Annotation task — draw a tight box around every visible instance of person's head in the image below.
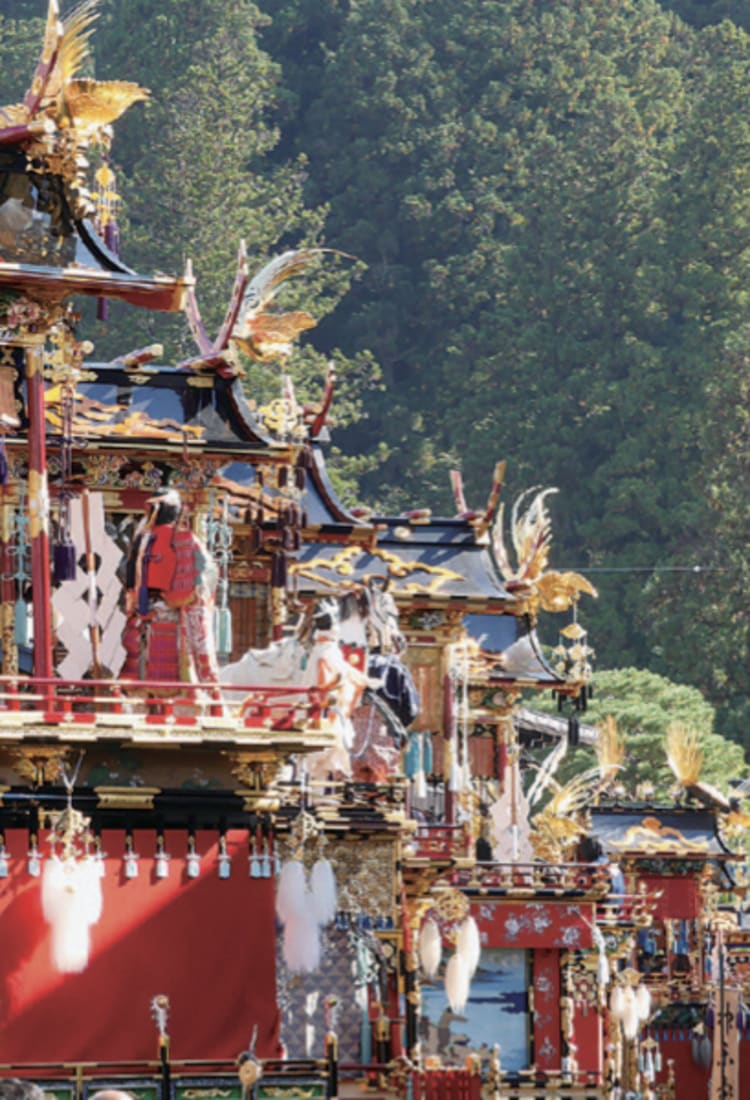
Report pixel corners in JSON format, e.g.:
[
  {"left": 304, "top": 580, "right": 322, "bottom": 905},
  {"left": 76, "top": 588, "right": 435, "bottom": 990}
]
[
  {"left": 146, "top": 488, "right": 181, "bottom": 527},
  {"left": 312, "top": 597, "right": 340, "bottom": 636},
  {"left": 0, "top": 1080, "right": 46, "bottom": 1100}
]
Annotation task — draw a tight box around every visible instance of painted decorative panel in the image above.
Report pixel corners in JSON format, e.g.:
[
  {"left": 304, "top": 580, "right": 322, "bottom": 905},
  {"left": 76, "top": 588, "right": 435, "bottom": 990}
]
[
  {"left": 420, "top": 948, "right": 529, "bottom": 1070},
  {"left": 474, "top": 901, "right": 594, "bottom": 951}
]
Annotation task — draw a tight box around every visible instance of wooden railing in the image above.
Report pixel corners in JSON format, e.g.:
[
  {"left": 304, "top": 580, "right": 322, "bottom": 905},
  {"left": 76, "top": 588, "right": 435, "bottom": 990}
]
[
  {"left": 411, "top": 1068, "right": 606, "bottom": 1100},
  {"left": 0, "top": 674, "right": 327, "bottom": 737},
  {"left": 447, "top": 861, "right": 611, "bottom": 897}
]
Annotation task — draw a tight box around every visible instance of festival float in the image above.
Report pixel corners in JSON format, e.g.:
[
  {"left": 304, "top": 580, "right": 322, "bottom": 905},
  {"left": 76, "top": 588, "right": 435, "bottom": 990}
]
[{"left": 0, "top": 5, "right": 748, "bottom": 1100}]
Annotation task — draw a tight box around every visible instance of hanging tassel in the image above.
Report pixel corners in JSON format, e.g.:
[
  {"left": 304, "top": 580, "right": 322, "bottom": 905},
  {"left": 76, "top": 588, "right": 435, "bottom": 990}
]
[
  {"left": 271, "top": 552, "right": 287, "bottom": 588},
  {"left": 42, "top": 856, "right": 103, "bottom": 973},
  {"left": 283, "top": 910, "right": 321, "bottom": 973},
  {"left": 215, "top": 605, "right": 233, "bottom": 658},
  {"left": 53, "top": 540, "right": 77, "bottom": 583},
  {"left": 413, "top": 769, "right": 427, "bottom": 801},
  {"left": 276, "top": 859, "right": 308, "bottom": 923},
  {"left": 593, "top": 927, "right": 610, "bottom": 989},
  {"left": 456, "top": 916, "right": 481, "bottom": 977},
  {"left": 418, "top": 919, "right": 442, "bottom": 979},
  {"left": 261, "top": 840, "right": 271, "bottom": 878},
  {"left": 310, "top": 857, "right": 338, "bottom": 926},
  {"left": 445, "top": 952, "right": 470, "bottom": 1013},
  {"left": 610, "top": 985, "right": 625, "bottom": 1020},
  {"left": 644, "top": 1049, "right": 655, "bottom": 1082},
  {"left": 250, "top": 838, "right": 261, "bottom": 878},
  {"left": 403, "top": 732, "right": 420, "bottom": 779},
  {"left": 422, "top": 732, "right": 433, "bottom": 775},
  {"left": 448, "top": 750, "right": 462, "bottom": 794},
  {"left": 14, "top": 597, "right": 29, "bottom": 646},
  {"left": 621, "top": 986, "right": 639, "bottom": 1040},
  {"left": 0, "top": 435, "right": 7, "bottom": 486},
  {"left": 635, "top": 983, "right": 652, "bottom": 1022}
]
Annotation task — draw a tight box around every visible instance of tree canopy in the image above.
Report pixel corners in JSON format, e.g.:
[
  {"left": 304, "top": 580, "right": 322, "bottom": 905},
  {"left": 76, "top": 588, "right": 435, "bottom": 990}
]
[{"left": 548, "top": 667, "right": 748, "bottom": 799}]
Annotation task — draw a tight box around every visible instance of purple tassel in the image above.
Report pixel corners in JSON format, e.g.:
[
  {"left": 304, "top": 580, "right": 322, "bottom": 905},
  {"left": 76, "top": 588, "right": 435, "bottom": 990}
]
[
  {"left": 104, "top": 218, "right": 120, "bottom": 258},
  {"left": 53, "top": 541, "right": 77, "bottom": 584},
  {"left": 271, "top": 553, "right": 287, "bottom": 588},
  {"left": 0, "top": 437, "right": 8, "bottom": 486}
]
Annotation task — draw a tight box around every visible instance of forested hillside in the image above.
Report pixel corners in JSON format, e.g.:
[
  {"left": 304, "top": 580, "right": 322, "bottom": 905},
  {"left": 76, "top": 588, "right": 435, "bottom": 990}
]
[{"left": 2, "top": 0, "right": 750, "bottom": 748}]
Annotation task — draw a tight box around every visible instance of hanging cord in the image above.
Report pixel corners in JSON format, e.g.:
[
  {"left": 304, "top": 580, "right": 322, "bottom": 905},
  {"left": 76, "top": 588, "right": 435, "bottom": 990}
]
[{"left": 52, "top": 751, "right": 88, "bottom": 860}]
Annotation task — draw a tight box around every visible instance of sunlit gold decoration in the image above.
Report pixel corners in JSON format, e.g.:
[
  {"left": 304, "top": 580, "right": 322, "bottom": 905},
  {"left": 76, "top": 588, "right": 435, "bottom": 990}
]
[
  {"left": 491, "top": 487, "right": 597, "bottom": 617},
  {"left": 429, "top": 886, "right": 470, "bottom": 929},
  {"left": 277, "top": 834, "right": 396, "bottom": 915},
  {"left": 92, "top": 160, "right": 119, "bottom": 230},
  {"left": 529, "top": 768, "right": 601, "bottom": 863},
  {"left": 27, "top": 467, "right": 50, "bottom": 539},
  {"left": 44, "top": 385, "right": 205, "bottom": 441},
  {"left": 257, "top": 396, "right": 305, "bottom": 440},
  {"left": 0, "top": 1, "right": 149, "bottom": 220},
  {"left": 62, "top": 78, "right": 148, "bottom": 132},
  {"left": 38, "top": 1, "right": 148, "bottom": 135},
  {"left": 230, "top": 250, "right": 323, "bottom": 363},
  {"left": 666, "top": 722, "right": 703, "bottom": 787},
  {"left": 94, "top": 787, "right": 161, "bottom": 810},
  {"left": 293, "top": 544, "right": 462, "bottom": 595},
  {"left": 595, "top": 715, "right": 625, "bottom": 785},
  {"left": 551, "top": 611, "right": 595, "bottom": 683},
  {"left": 226, "top": 751, "right": 281, "bottom": 790},
  {"left": 10, "top": 745, "right": 70, "bottom": 786},
  {"left": 609, "top": 816, "right": 709, "bottom": 854}
]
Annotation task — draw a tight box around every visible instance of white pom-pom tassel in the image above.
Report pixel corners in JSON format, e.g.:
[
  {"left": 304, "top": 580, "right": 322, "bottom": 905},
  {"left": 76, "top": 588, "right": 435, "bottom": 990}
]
[
  {"left": 310, "top": 858, "right": 337, "bottom": 926},
  {"left": 419, "top": 919, "right": 442, "bottom": 979},
  {"left": 413, "top": 770, "right": 427, "bottom": 801},
  {"left": 43, "top": 858, "right": 102, "bottom": 973},
  {"left": 276, "top": 859, "right": 307, "bottom": 924},
  {"left": 449, "top": 755, "right": 462, "bottom": 793},
  {"left": 41, "top": 854, "right": 66, "bottom": 922},
  {"left": 622, "top": 986, "right": 640, "bottom": 1040},
  {"left": 635, "top": 983, "right": 652, "bottom": 1022},
  {"left": 610, "top": 985, "right": 625, "bottom": 1020},
  {"left": 445, "top": 952, "right": 470, "bottom": 1013},
  {"left": 456, "top": 916, "right": 481, "bottom": 977},
  {"left": 598, "top": 951, "right": 610, "bottom": 989},
  {"left": 283, "top": 909, "right": 321, "bottom": 973}
]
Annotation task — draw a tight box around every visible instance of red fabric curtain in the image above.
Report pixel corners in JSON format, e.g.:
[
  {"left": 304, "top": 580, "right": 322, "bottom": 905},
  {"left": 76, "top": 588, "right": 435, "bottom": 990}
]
[{"left": 0, "top": 828, "right": 280, "bottom": 1064}]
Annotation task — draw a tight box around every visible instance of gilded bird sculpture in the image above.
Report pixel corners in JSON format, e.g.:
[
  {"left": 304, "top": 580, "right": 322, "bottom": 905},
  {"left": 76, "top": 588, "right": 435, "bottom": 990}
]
[{"left": 230, "top": 248, "right": 343, "bottom": 363}]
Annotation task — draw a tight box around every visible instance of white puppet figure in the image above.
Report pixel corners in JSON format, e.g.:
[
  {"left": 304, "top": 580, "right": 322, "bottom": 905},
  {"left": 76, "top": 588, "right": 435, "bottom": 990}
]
[{"left": 304, "top": 598, "right": 378, "bottom": 780}]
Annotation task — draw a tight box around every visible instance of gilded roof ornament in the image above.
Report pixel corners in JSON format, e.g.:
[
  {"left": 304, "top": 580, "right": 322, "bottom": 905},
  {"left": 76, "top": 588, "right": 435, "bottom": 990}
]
[
  {"left": 491, "top": 483, "right": 597, "bottom": 617},
  {"left": 0, "top": 0, "right": 149, "bottom": 220}
]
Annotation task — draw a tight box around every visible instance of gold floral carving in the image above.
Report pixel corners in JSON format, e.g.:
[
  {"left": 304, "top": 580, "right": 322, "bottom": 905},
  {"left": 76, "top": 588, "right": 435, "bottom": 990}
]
[
  {"left": 226, "top": 751, "right": 281, "bottom": 789},
  {"left": 10, "top": 746, "right": 71, "bottom": 787},
  {"left": 277, "top": 834, "right": 396, "bottom": 915},
  {"left": 257, "top": 397, "right": 306, "bottom": 439}
]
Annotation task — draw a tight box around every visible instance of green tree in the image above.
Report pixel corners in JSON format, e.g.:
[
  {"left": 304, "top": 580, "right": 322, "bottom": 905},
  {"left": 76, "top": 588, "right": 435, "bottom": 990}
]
[
  {"left": 0, "top": 12, "right": 46, "bottom": 103},
  {"left": 263, "top": 0, "right": 750, "bottom": 732},
  {"left": 550, "top": 668, "right": 748, "bottom": 798}
]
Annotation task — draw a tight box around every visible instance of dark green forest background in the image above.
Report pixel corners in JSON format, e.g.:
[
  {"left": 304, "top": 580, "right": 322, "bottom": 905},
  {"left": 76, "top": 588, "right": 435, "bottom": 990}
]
[{"left": 2, "top": 0, "right": 750, "bottom": 752}]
